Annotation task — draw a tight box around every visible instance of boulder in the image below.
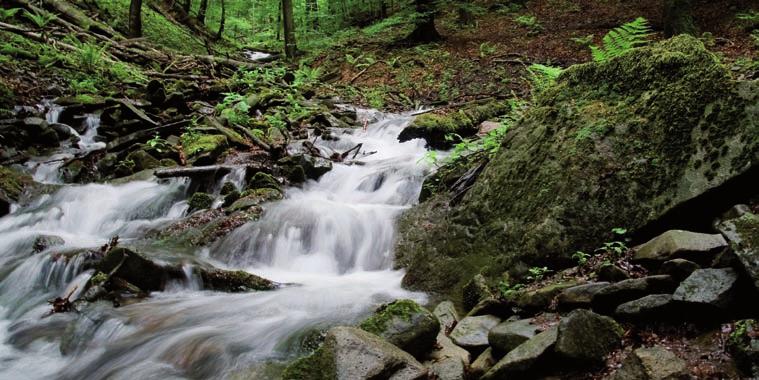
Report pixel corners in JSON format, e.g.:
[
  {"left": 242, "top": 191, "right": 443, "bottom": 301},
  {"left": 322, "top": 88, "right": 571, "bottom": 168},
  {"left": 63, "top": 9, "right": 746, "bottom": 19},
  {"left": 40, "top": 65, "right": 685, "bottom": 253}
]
[
  {"left": 611, "top": 346, "right": 689, "bottom": 380},
  {"left": 592, "top": 275, "right": 677, "bottom": 313},
  {"left": 428, "top": 357, "right": 466, "bottom": 380},
  {"left": 181, "top": 134, "right": 228, "bottom": 165},
  {"left": 555, "top": 309, "right": 623, "bottom": 364},
  {"left": 196, "top": 268, "right": 275, "bottom": 292},
  {"left": 488, "top": 318, "right": 540, "bottom": 353},
  {"left": 247, "top": 172, "right": 282, "bottom": 192},
  {"left": 32, "top": 235, "right": 65, "bottom": 253},
  {"left": 633, "top": 230, "right": 727, "bottom": 264},
  {"left": 672, "top": 268, "right": 738, "bottom": 309},
  {"left": 279, "top": 154, "right": 333, "bottom": 181},
  {"left": 511, "top": 281, "right": 580, "bottom": 311},
  {"left": 462, "top": 274, "right": 494, "bottom": 311},
  {"left": 126, "top": 150, "right": 161, "bottom": 172},
  {"left": 557, "top": 282, "right": 610, "bottom": 310},
  {"left": 716, "top": 210, "right": 759, "bottom": 292},
  {"left": 428, "top": 333, "right": 470, "bottom": 364},
  {"left": 449, "top": 315, "right": 501, "bottom": 349},
  {"left": 470, "top": 347, "right": 497, "bottom": 378},
  {"left": 481, "top": 327, "right": 558, "bottom": 380},
  {"left": 659, "top": 259, "right": 700, "bottom": 281},
  {"left": 614, "top": 294, "right": 676, "bottom": 321},
  {"left": 281, "top": 326, "right": 427, "bottom": 380},
  {"left": 96, "top": 247, "right": 184, "bottom": 292},
  {"left": 188, "top": 192, "right": 215, "bottom": 212},
  {"left": 433, "top": 300, "right": 459, "bottom": 333},
  {"left": 395, "top": 36, "right": 759, "bottom": 297},
  {"left": 597, "top": 264, "right": 630, "bottom": 282},
  {"left": 359, "top": 299, "right": 440, "bottom": 358},
  {"left": 225, "top": 188, "right": 282, "bottom": 213}
]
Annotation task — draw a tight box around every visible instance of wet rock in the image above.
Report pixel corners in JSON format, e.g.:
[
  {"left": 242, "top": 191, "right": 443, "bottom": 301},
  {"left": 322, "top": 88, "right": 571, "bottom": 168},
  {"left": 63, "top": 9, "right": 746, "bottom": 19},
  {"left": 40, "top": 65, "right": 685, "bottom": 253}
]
[
  {"left": 197, "top": 268, "right": 276, "bottom": 292},
  {"left": 96, "top": 247, "right": 184, "bottom": 292},
  {"left": 433, "top": 300, "right": 459, "bottom": 333},
  {"left": 428, "top": 333, "right": 471, "bottom": 364},
  {"left": 395, "top": 36, "right": 759, "bottom": 297},
  {"left": 477, "top": 121, "right": 502, "bottom": 137},
  {"left": 558, "top": 282, "right": 611, "bottom": 310},
  {"left": 0, "top": 166, "right": 43, "bottom": 215},
  {"left": 462, "top": 274, "right": 494, "bottom": 311},
  {"left": 481, "top": 327, "right": 558, "bottom": 380},
  {"left": 555, "top": 309, "right": 623, "bottom": 364},
  {"left": 633, "top": 230, "right": 727, "bottom": 264},
  {"left": 359, "top": 299, "right": 440, "bottom": 358},
  {"left": 188, "top": 192, "right": 214, "bottom": 212},
  {"left": 225, "top": 188, "right": 282, "bottom": 213},
  {"left": 281, "top": 326, "right": 427, "bottom": 380},
  {"left": 247, "top": 172, "right": 282, "bottom": 192},
  {"left": 182, "top": 134, "right": 228, "bottom": 165},
  {"left": 660, "top": 258, "right": 700, "bottom": 281},
  {"left": 449, "top": 314, "right": 501, "bottom": 349},
  {"left": 278, "top": 154, "right": 332, "bottom": 182},
  {"left": 470, "top": 347, "right": 497, "bottom": 378},
  {"left": 611, "top": 346, "right": 689, "bottom": 380},
  {"left": 32, "top": 235, "right": 65, "bottom": 253},
  {"left": 488, "top": 318, "right": 540, "bottom": 353},
  {"left": 727, "top": 319, "right": 759, "bottom": 377},
  {"left": 592, "top": 275, "right": 677, "bottom": 313},
  {"left": 614, "top": 294, "right": 676, "bottom": 321},
  {"left": 716, "top": 210, "right": 759, "bottom": 292},
  {"left": 672, "top": 268, "right": 738, "bottom": 309},
  {"left": 126, "top": 150, "right": 161, "bottom": 172},
  {"left": 597, "top": 264, "right": 630, "bottom": 282},
  {"left": 428, "top": 356, "right": 466, "bottom": 380}
]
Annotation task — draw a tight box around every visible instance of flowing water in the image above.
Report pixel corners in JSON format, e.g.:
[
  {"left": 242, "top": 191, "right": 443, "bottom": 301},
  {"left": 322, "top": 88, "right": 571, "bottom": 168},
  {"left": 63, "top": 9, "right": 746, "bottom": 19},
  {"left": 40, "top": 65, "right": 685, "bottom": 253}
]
[{"left": 0, "top": 107, "right": 435, "bottom": 379}]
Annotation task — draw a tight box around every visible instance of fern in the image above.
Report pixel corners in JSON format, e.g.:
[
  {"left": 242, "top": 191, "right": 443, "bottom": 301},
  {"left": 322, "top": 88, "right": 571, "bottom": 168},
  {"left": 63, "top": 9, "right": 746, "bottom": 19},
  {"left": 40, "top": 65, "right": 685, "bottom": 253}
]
[
  {"left": 590, "top": 17, "right": 652, "bottom": 62},
  {"left": 527, "top": 63, "right": 562, "bottom": 96}
]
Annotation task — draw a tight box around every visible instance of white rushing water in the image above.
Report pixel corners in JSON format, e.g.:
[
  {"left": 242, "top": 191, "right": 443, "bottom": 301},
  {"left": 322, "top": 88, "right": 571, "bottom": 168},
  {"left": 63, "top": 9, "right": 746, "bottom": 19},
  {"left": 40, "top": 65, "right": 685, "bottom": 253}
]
[{"left": 0, "top": 109, "right": 435, "bottom": 379}]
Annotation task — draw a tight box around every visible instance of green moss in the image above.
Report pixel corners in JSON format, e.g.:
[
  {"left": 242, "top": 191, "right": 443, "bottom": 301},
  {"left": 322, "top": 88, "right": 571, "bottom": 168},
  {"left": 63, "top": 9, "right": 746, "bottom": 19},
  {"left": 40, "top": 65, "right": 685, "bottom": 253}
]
[
  {"left": 181, "top": 134, "right": 228, "bottom": 158},
  {"left": 359, "top": 299, "right": 423, "bottom": 336},
  {"left": 0, "top": 167, "right": 33, "bottom": 201},
  {"left": 0, "top": 80, "right": 14, "bottom": 110},
  {"left": 281, "top": 345, "right": 336, "bottom": 380},
  {"left": 247, "top": 172, "right": 281, "bottom": 192},
  {"left": 188, "top": 192, "right": 214, "bottom": 211}
]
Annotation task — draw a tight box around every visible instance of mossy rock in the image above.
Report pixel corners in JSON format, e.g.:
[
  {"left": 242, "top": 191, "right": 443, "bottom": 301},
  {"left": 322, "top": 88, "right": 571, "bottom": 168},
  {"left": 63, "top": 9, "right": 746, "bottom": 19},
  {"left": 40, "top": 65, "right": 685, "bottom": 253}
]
[
  {"left": 181, "top": 134, "right": 228, "bottom": 165},
  {"left": 247, "top": 172, "right": 282, "bottom": 193},
  {"left": 0, "top": 80, "right": 14, "bottom": 111},
  {"left": 395, "top": 35, "right": 759, "bottom": 298},
  {"left": 188, "top": 192, "right": 214, "bottom": 212},
  {"left": 226, "top": 188, "right": 283, "bottom": 213},
  {"left": 126, "top": 150, "right": 160, "bottom": 172},
  {"left": 197, "top": 268, "right": 275, "bottom": 292},
  {"left": 398, "top": 100, "right": 512, "bottom": 149},
  {"left": 358, "top": 299, "right": 440, "bottom": 358}
]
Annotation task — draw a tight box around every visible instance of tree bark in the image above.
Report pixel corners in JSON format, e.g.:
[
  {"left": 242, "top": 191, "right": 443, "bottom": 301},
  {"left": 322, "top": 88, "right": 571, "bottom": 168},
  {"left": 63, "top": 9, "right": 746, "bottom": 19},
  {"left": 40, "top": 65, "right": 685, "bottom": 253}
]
[
  {"left": 216, "top": 0, "right": 226, "bottom": 39},
  {"left": 663, "top": 0, "right": 696, "bottom": 37},
  {"left": 282, "top": 0, "right": 297, "bottom": 59},
  {"left": 128, "top": 0, "right": 143, "bottom": 38},
  {"left": 198, "top": 0, "right": 209, "bottom": 24},
  {"left": 182, "top": 0, "right": 191, "bottom": 12},
  {"left": 406, "top": 0, "right": 441, "bottom": 42},
  {"left": 305, "top": 0, "right": 319, "bottom": 30}
]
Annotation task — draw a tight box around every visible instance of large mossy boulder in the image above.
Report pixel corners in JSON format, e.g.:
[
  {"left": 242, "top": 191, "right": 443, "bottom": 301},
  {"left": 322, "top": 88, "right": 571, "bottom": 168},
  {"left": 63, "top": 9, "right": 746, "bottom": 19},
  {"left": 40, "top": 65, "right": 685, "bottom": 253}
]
[
  {"left": 395, "top": 35, "right": 759, "bottom": 297},
  {"left": 358, "top": 299, "right": 440, "bottom": 358}
]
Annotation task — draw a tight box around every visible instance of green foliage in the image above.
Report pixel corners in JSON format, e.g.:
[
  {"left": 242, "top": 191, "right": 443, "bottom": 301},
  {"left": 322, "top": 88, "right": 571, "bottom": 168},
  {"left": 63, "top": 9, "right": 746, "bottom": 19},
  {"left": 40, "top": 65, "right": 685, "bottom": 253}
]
[
  {"left": 527, "top": 63, "right": 562, "bottom": 97},
  {"left": 217, "top": 92, "right": 250, "bottom": 125},
  {"left": 572, "top": 250, "right": 591, "bottom": 266},
  {"left": 497, "top": 281, "right": 524, "bottom": 299},
  {"left": 514, "top": 14, "right": 542, "bottom": 35},
  {"left": 0, "top": 8, "right": 21, "bottom": 21},
  {"left": 590, "top": 17, "right": 652, "bottom": 62},
  {"left": 69, "top": 78, "right": 98, "bottom": 95},
  {"left": 526, "top": 266, "right": 551, "bottom": 282},
  {"left": 479, "top": 42, "right": 497, "bottom": 57},
  {"left": 24, "top": 10, "right": 57, "bottom": 29},
  {"left": 146, "top": 134, "right": 171, "bottom": 153},
  {"left": 736, "top": 10, "right": 759, "bottom": 29},
  {"left": 293, "top": 64, "right": 323, "bottom": 89},
  {"left": 570, "top": 35, "right": 594, "bottom": 48}
]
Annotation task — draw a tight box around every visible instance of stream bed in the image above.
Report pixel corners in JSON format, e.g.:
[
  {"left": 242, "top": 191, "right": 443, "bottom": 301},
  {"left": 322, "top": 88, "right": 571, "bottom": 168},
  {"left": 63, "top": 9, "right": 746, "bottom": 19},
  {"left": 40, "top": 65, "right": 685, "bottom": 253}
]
[{"left": 0, "top": 108, "right": 433, "bottom": 379}]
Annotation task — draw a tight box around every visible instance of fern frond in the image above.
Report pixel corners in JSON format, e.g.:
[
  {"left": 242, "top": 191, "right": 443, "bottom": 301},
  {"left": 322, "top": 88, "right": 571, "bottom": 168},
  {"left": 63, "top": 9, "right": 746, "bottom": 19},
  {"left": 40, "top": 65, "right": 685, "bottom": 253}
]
[{"left": 590, "top": 17, "right": 652, "bottom": 62}]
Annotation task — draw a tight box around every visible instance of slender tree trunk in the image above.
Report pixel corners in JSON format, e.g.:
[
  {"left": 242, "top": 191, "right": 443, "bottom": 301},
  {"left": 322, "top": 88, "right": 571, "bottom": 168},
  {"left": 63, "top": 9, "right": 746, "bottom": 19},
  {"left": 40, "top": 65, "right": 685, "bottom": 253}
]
[
  {"left": 216, "top": 0, "right": 226, "bottom": 39},
  {"left": 182, "top": 0, "right": 191, "bottom": 12},
  {"left": 305, "top": 0, "right": 319, "bottom": 30},
  {"left": 276, "top": 0, "right": 282, "bottom": 40},
  {"left": 406, "top": 0, "right": 441, "bottom": 42},
  {"left": 282, "top": 0, "right": 297, "bottom": 59},
  {"left": 663, "top": 0, "right": 696, "bottom": 37},
  {"left": 128, "top": 0, "right": 143, "bottom": 38},
  {"left": 198, "top": 0, "right": 208, "bottom": 24}
]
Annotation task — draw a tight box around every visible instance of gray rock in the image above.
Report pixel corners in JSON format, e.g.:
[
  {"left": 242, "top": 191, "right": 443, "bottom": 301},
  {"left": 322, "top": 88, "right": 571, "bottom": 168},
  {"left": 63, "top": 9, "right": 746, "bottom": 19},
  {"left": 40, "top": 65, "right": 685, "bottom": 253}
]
[
  {"left": 614, "top": 294, "right": 675, "bottom": 321},
  {"left": 716, "top": 211, "right": 759, "bottom": 292},
  {"left": 359, "top": 299, "right": 440, "bottom": 358},
  {"left": 433, "top": 300, "right": 459, "bottom": 333},
  {"left": 462, "top": 274, "right": 494, "bottom": 311},
  {"left": 470, "top": 347, "right": 497, "bottom": 378},
  {"left": 672, "top": 268, "right": 738, "bottom": 309},
  {"left": 281, "top": 326, "right": 427, "bottom": 380},
  {"left": 488, "top": 318, "right": 540, "bottom": 353},
  {"left": 555, "top": 309, "right": 623, "bottom": 364},
  {"left": 611, "top": 346, "right": 688, "bottom": 380},
  {"left": 558, "top": 282, "right": 611, "bottom": 310},
  {"left": 513, "top": 281, "right": 581, "bottom": 311},
  {"left": 597, "top": 265, "right": 630, "bottom": 282},
  {"left": 449, "top": 315, "right": 501, "bottom": 349},
  {"left": 481, "top": 327, "right": 558, "bottom": 380},
  {"left": 592, "top": 275, "right": 677, "bottom": 313},
  {"left": 659, "top": 259, "right": 700, "bottom": 281},
  {"left": 32, "top": 235, "right": 65, "bottom": 253},
  {"left": 633, "top": 230, "right": 727, "bottom": 263},
  {"left": 428, "top": 356, "right": 466, "bottom": 380},
  {"left": 428, "top": 333, "right": 470, "bottom": 364}
]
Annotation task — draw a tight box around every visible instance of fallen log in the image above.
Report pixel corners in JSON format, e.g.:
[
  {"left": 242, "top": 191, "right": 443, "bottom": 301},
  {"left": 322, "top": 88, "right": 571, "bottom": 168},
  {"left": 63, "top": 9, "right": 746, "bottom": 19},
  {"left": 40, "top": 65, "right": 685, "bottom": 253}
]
[{"left": 154, "top": 165, "right": 234, "bottom": 178}]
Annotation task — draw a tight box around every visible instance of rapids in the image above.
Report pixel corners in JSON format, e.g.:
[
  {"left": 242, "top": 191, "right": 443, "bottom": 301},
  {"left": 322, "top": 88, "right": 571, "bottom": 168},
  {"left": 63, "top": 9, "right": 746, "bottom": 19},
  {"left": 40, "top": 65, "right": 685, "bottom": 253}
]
[{"left": 0, "top": 107, "right": 435, "bottom": 379}]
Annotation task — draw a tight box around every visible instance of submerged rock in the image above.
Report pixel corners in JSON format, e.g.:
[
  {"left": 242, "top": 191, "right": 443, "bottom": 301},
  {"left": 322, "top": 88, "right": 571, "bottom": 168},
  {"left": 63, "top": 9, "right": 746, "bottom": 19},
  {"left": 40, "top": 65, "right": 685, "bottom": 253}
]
[
  {"left": 395, "top": 35, "right": 759, "bottom": 297},
  {"left": 32, "top": 235, "right": 65, "bottom": 253},
  {"left": 359, "top": 299, "right": 440, "bottom": 358}
]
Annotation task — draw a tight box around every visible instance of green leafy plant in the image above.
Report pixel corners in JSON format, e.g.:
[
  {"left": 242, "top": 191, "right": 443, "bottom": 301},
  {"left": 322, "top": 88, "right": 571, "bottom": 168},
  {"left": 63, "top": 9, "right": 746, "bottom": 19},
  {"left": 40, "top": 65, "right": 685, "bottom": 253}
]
[
  {"left": 526, "top": 266, "right": 551, "bottom": 282},
  {"left": 570, "top": 34, "right": 594, "bottom": 48},
  {"left": 527, "top": 63, "right": 562, "bottom": 97},
  {"left": 217, "top": 92, "right": 250, "bottom": 125},
  {"left": 572, "top": 250, "right": 591, "bottom": 266},
  {"left": 146, "top": 133, "right": 171, "bottom": 153},
  {"left": 736, "top": 10, "right": 759, "bottom": 29},
  {"left": 24, "top": 10, "right": 57, "bottom": 29},
  {"left": 69, "top": 78, "right": 98, "bottom": 95},
  {"left": 497, "top": 281, "right": 524, "bottom": 299},
  {"left": 0, "top": 8, "right": 21, "bottom": 21},
  {"left": 75, "top": 42, "right": 108, "bottom": 72},
  {"left": 514, "top": 14, "right": 542, "bottom": 34},
  {"left": 590, "top": 17, "right": 652, "bottom": 62},
  {"left": 479, "top": 42, "right": 497, "bottom": 57},
  {"left": 293, "top": 64, "right": 323, "bottom": 89}
]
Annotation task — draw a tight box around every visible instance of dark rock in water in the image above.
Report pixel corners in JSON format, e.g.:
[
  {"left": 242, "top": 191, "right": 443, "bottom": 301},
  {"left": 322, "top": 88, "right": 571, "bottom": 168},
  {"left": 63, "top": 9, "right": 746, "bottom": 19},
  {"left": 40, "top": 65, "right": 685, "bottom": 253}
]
[
  {"left": 672, "top": 268, "right": 738, "bottom": 309},
  {"left": 197, "top": 268, "right": 275, "bottom": 292},
  {"left": 633, "top": 230, "right": 727, "bottom": 264},
  {"left": 614, "top": 294, "right": 676, "bottom": 321},
  {"left": 660, "top": 258, "right": 700, "bottom": 281},
  {"left": 450, "top": 314, "right": 501, "bottom": 349},
  {"left": 554, "top": 309, "right": 623, "bottom": 364},
  {"left": 247, "top": 172, "right": 282, "bottom": 192},
  {"left": 281, "top": 326, "right": 427, "bottom": 380},
  {"left": 488, "top": 318, "right": 541, "bottom": 354},
  {"left": 126, "top": 150, "right": 161, "bottom": 172},
  {"left": 96, "top": 247, "right": 184, "bottom": 292},
  {"left": 462, "top": 274, "right": 494, "bottom": 311},
  {"left": 592, "top": 275, "right": 677, "bottom": 313},
  {"left": 0, "top": 166, "right": 44, "bottom": 214},
  {"left": 597, "top": 265, "right": 630, "bottom": 282},
  {"left": 225, "top": 188, "right": 282, "bottom": 213},
  {"left": 359, "top": 299, "right": 440, "bottom": 358},
  {"left": 481, "top": 327, "right": 557, "bottom": 380},
  {"left": 0, "top": 196, "right": 9, "bottom": 217},
  {"left": 32, "top": 235, "right": 65, "bottom": 253},
  {"left": 716, "top": 209, "right": 759, "bottom": 292},
  {"left": 727, "top": 319, "right": 759, "bottom": 378},
  {"left": 395, "top": 36, "right": 759, "bottom": 298},
  {"left": 611, "top": 346, "right": 689, "bottom": 380},
  {"left": 557, "top": 282, "right": 610, "bottom": 310},
  {"left": 188, "top": 192, "right": 214, "bottom": 212}
]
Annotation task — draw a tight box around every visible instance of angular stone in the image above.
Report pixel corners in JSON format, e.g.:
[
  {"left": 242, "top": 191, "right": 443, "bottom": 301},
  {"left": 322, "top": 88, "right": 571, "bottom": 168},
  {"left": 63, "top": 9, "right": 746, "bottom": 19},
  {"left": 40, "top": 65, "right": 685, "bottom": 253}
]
[
  {"left": 359, "top": 299, "right": 440, "bottom": 358},
  {"left": 659, "top": 259, "right": 700, "bottom": 281},
  {"left": 470, "top": 347, "right": 497, "bottom": 378},
  {"left": 428, "top": 333, "right": 470, "bottom": 364},
  {"left": 597, "top": 265, "right": 630, "bottom": 282},
  {"left": 716, "top": 211, "right": 759, "bottom": 292},
  {"left": 488, "top": 318, "right": 540, "bottom": 353},
  {"left": 429, "top": 356, "right": 466, "bottom": 380},
  {"left": 555, "top": 309, "right": 623, "bottom": 364},
  {"left": 433, "top": 300, "right": 459, "bottom": 333},
  {"left": 672, "top": 268, "right": 738, "bottom": 309},
  {"left": 558, "top": 282, "right": 611, "bottom": 310},
  {"left": 611, "top": 346, "right": 688, "bottom": 380},
  {"left": 449, "top": 315, "right": 501, "bottom": 349},
  {"left": 633, "top": 230, "right": 727, "bottom": 263},
  {"left": 481, "top": 327, "right": 558, "bottom": 380},
  {"left": 614, "top": 294, "right": 675, "bottom": 321},
  {"left": 592, "top": 275, "right": 677, "bottom": 313},
  {"left": 462, "top": 274, "right": 494, "bottom": 311},
  {"left": 513, "top": 281, "right": 580, "bottom": 311},
  {"left": 281, "top": 326, "right": 427, "bottom": 380}
]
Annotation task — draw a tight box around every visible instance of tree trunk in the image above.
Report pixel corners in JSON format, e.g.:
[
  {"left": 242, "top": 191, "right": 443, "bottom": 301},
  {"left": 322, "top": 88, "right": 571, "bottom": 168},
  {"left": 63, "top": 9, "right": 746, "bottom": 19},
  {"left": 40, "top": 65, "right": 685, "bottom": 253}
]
[
  {"left": 128, "top": 0, "right": 143, "bottom": 38},
  {"left": 198, "top": 0, "right": 209, "bottom": 24},
  {"left": 216, "top": 0, "right": 226, "bottom": 39},
  {"left": 305, "top": 0, "right": 319, "bottom": 30},
  {"left": 663, "top": 0, "right": 696, "bottom": 37},
  {"left": 282, "top": 0, "right": 297, "bottom": 59},
  {"left": 276, "top": 0, "right": 282, "bottom": 40},
  {"left": 182, "top": 0, "right": 191, "bottom": 12},
  {"left": 406, "top": 0, "right": 441, "bottom": 42}
]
